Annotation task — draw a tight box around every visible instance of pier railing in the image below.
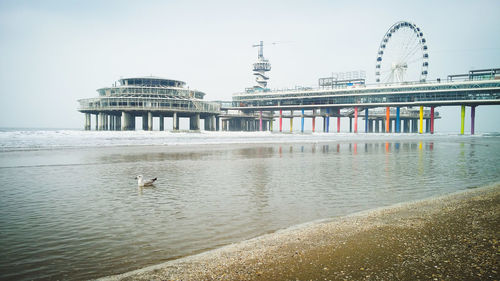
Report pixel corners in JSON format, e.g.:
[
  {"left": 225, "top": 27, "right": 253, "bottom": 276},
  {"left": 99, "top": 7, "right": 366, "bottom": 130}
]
[{"left": 78, "top": 97, "right": 220, "bottom": 114}]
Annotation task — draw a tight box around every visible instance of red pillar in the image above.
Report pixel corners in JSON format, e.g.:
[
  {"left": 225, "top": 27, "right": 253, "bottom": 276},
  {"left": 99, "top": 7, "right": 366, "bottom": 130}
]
[
  {"left": 279, "top": 109, "right": 282, "bottom": 132},
  {"left": 337, "top": 108, "right": 341, "bottom": 133},
  {"left": 386, "top": 107, "right": 390, "bottom": 133},
  {"left": 354, "top": 107, "right": 358, "bottom": 133},
  {"left": 430, "top": 107, "right": 435, "bottom": 134},
  {"left": 312, "top": 116, "right": 316, "bottom": 132}
]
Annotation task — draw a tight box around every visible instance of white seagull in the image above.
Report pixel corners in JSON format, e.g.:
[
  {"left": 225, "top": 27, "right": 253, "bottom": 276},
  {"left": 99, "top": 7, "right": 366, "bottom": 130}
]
[{"left": 136, "top": 175, "right": 157, "bottom": 187}]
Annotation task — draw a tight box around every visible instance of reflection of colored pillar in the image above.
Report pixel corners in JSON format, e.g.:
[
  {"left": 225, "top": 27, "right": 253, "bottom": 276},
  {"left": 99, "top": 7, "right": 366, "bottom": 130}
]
[
  {"left": 279, "top": 109, "right": 283, "bottom": 132},
  {"left": 471, "top": 106, "right": 476, "bottom": 135},
  {"left": 430, "top": 107, "right": 435, "bottom": 134},
  {"left": 419, "top": 106, "right": 424, "bottom": 134},
  {"left": 326, "top": 108, "right": 330, "bottom": 133},
  {"left": 337, "top": 108, "right": 341, "bottom": 133},
  {"left": 354, "top": 107, "right": 358, "bottom": 133},
  {"left": 259, "top": 111, "right": 262, "bottom": 131},
  {"left": 386, "top": 107, "right": 390, "bottom": 133},
  {"left": 301, "top": 109, "right": 305, "bottom": 133},
  {"left": 290, "top": 111, "right": 293, "bottom": 132},
  {"left": 365, "top": 108, "right": 369, "bottom": 133},
  {"left": 396, "top": 107, "right": 401, "bottom": 133},
  {"left": 460, "top": 105, "right": 465, "bottom": 135}
]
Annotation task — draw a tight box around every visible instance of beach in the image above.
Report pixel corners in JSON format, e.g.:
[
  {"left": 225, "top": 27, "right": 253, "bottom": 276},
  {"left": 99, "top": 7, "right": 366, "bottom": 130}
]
[{"left": 100, "top": 183, "right": 499, "bottom": 281}]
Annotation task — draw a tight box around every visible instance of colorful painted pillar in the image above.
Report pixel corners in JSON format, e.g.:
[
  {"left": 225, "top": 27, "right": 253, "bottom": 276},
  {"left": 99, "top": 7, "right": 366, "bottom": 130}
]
[
  {"left": 270, "top": 116, "right": 273, "bottom": 131},
  {"left": 301, "top": 109, "right": 305, "bottom": 133},
  {"left": 471, "top": 106, "right": 476, "bottom": 135},
  {"left": 430, "top": 107, "right": 435, "bottom": 134},
  {"left": 337, "top": 108, "right": 341, "bottom": 133},
  {"left": 419, "top": 106, "right": 424, "bottom": 134},
  {"left": 460, "top": 105, "right": 465, "bottom": 135},
  {"left": 365, "top": 108, "right": 369, "bottom": 133},
  {"left": 259, "top": 111, "right": 263, "bottom": 131},
  {"left": 386, "top": 107, "right": 390, "bottom": 133},
  {"left": 312, "top": 110, "right": 316, "bottom": 132},
  {"left": 279, "top": 109, "right": 283, "bottom": 132},
  {"left": 290, "top": 110, "right": 293, "bottom": 133},
  {"left": 396, "top": 107, "right": 401, "bottom": 133},
  {"left": 354, "top": 107, "right": 358, "bottom": 133},
  {"left": 326, "top": 108, "right": 330, "bottom": 133}
]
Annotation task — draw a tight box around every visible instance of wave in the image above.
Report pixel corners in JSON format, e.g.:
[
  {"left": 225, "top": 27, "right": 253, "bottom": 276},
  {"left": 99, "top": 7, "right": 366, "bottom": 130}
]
[{"left": 0, "top": 129, "right": 498, "bottom": 151}]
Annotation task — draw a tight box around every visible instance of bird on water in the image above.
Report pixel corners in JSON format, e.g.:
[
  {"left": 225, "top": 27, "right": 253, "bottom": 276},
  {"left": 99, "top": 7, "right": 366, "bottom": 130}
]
[{"left": 136, "top": 175, "right": 157, "bottom": 187}]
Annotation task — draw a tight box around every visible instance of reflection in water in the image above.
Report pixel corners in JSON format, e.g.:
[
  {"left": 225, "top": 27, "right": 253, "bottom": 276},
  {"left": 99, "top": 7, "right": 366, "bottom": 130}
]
[{"left": 1, "top": 138, "right": 500, "bottom": 281}]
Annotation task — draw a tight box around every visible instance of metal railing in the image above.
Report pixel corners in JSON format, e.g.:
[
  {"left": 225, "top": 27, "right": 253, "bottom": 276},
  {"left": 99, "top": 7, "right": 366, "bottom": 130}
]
[{"left": 78, "top": 97, "right": 220, "bottom": 114}]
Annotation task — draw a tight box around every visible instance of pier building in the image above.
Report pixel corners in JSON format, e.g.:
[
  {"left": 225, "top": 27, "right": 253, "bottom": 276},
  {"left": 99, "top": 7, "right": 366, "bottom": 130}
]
[{"left": 78, "top": 77, "right": 220, "bottom": 131}]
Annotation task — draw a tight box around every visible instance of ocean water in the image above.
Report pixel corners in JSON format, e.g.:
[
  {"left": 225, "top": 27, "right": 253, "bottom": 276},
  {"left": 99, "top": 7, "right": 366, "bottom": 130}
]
[{"left": 0, "top": 130, "right": 499, "bottom": 280}]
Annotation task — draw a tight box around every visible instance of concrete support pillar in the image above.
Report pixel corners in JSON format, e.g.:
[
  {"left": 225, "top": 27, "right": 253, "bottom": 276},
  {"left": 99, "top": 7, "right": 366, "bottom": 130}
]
[
  {"left": 95, "top": 114, "right": 99, "bottom": 130},
  {"left": 323, "top": 116, "right": 327, "bottom": 132},
  {"left": 349, "top": 117, "right": 352, "bottom": 133},
  {"left": 404, "top": 119, "right": 410, "bottom": 133},
  {"left": 375, "top": 119, "right": 380, "bottom": 133},
  {"left": 147, "top": 112, "right": 153, "bottom": 131},
  {"left": 369, "top": 119, "right": 374, "bottom": 133},
  {"left": 216, "top": 117, "right": 220, "bottom": 131},
  {"left": 337, "top": 109, "right": 341, "bottom": 133},
  {"left": 84, "top": 113, "right": 91, "bottom": 130},
  {"left": 425, "top": 119, "right": 430, "bottom": 133},
  {"left": 471, "top": 106, "right": 476, "bottom": 135},
  {"left": 190, "top": 114, "right": 200, "bottom": 131},
  {"left": 259, "top": 111, "right": 263, "bottom": 131},
  {"left": 382, "top": 118, "right": 386, "bottom": 132},
  {"left": 279, "top": 109, "right": 283, "bottom": 132},
  {"left": 173, "top": 112, "right": 179, "bottom": 131},
  {"left": 98, "top": 113, "right": 104, "bottom": 131},
  {"left": 142, "top": 114, "right": 148, "bottom": 130},
  {"left": 159, "top": 116, "right": 164, "bottom": 131},
  {"left": 389, "top": 119, "right": 392, "bottom": 133},
  {"left": 211, "top": 115, "right": 216, "bottom": 131},
  {"left": 365, "top": 109, "right": 369, "bottom": 133},
  {"left": 108, "top": 115, "right": 113, "bottom": 131},
  {"left": 121, "top": 112, "right": 134, "bottom": 131},
  {"left": 115, "top": 115, "right": 121, "bottom": 130}
]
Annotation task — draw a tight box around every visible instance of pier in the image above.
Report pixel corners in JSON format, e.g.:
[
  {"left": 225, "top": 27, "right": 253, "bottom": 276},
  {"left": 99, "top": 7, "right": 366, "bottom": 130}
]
[{"left": 78, "top": 77, "right": 220, "bottom": 131}]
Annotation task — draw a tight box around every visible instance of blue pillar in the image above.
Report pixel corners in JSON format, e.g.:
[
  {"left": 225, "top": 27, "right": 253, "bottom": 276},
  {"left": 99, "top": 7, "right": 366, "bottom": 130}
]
[
  {"left": 396, "top": 107, "right": 401, "bottom": 133},
  {"left": 326, "top": 108, "right": 330, "bottom": 133},
  {"left": 301, "top": 109, "right": 305, "bottom": 133},
  {"left": 365, "top": 108, "right": 369, "bottom": 133}
]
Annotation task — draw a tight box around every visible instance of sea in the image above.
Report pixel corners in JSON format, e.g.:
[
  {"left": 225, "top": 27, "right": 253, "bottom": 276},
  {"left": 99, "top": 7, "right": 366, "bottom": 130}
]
[{"left": 0, "top": 129, "right": 499, "bottom": 280}]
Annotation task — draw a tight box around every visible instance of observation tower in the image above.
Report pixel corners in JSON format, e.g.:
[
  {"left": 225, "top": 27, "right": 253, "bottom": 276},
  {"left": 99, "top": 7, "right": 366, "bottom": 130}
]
[
  {"left": 77, "top": 76, "right": 220, "bottom": 131},
  {"left": 252, "top": 41, "right": 271, "bottom": 91}
]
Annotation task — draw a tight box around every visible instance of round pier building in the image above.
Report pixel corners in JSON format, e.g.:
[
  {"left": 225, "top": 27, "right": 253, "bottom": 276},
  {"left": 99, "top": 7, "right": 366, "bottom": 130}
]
[{"left": 78, "top": 77, "right": 220, "bottom": 131}]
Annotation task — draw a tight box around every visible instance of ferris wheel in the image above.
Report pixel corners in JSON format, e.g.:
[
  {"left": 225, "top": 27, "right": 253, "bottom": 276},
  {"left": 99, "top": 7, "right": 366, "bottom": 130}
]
[{"left": 375, "top": 21, "right": 429, "bottom": 83}]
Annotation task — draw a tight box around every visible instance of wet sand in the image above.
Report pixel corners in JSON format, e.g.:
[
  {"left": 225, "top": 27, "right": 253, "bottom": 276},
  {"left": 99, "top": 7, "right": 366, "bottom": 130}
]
[{"left": 99, "top": 184, "right": 499, "bottom": 281}]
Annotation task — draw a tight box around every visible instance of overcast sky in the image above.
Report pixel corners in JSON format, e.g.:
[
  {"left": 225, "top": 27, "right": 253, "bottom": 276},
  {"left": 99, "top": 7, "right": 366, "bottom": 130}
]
[{"left": 0, "top": 0, "right": 499, "bottom": 132}]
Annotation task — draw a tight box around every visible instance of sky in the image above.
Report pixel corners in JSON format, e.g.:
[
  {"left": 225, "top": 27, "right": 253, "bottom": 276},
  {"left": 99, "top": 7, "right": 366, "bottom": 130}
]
[{"left": 0, "top": 0, "right": 499, "bottom": 132}]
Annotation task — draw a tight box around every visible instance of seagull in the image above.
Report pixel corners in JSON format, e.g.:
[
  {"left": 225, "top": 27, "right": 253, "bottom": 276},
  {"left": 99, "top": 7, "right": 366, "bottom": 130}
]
[{"left": 136, "top": 175, "right": 157, "bottom": 187}]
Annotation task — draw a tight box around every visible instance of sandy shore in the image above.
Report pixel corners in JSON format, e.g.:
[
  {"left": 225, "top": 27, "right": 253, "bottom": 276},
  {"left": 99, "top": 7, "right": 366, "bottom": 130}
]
[{"left": 99, "top": 184, "right": 499, "bottom": 281}]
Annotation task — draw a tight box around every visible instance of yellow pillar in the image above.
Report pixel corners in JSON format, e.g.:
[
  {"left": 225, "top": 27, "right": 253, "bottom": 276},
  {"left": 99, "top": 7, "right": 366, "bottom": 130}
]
[
  {"left": 419, "top": 106, "right": 424, "bottom": 134},
  {"left": 460, "top": 105, "right": 465, "bottom": 135},
  {"left": 290, "top": 117, "right": 293, "bottom": 132}
]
